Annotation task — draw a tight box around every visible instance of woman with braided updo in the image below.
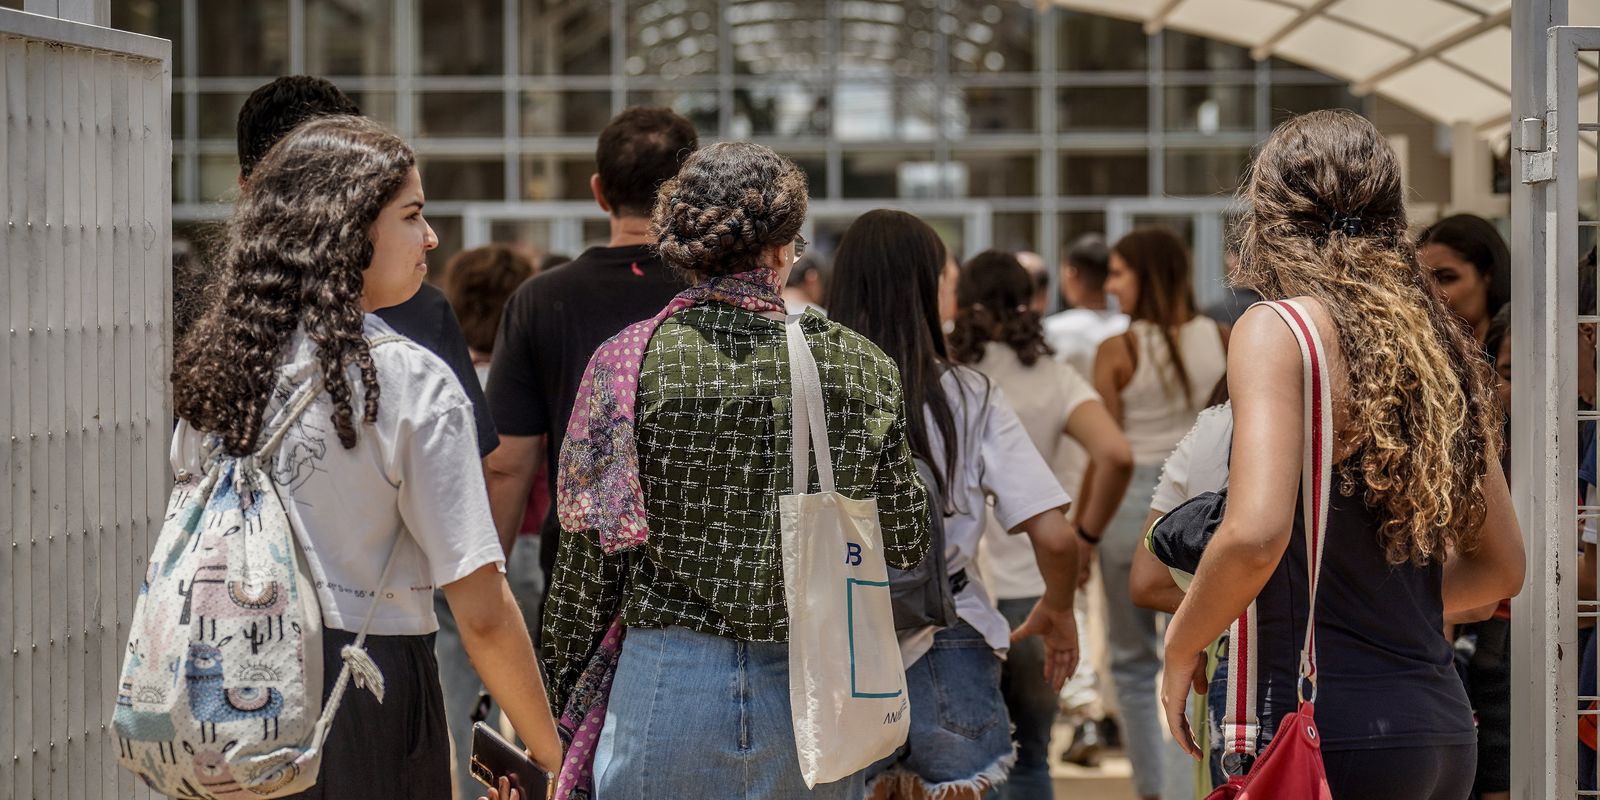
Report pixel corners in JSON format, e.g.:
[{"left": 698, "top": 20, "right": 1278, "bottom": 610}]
[
  {"left": 542, "top": 142, "right": 930, "bottom": 799},
  {"left": 1158, "top": 110, "right": 1524, "bottom": 798},
  {"left": 171, "top": 116, "right": 559, "bottom": 798}
]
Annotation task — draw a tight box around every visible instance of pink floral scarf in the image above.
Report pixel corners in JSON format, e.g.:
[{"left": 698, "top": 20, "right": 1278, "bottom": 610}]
[{"left": 553, "top": 268, "right": 787, "bottom": 798}]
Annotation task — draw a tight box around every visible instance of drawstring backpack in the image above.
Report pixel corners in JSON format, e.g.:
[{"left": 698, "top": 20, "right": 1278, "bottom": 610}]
[{"left": 114, "top": 336, "right": 406, "bottom": 798}]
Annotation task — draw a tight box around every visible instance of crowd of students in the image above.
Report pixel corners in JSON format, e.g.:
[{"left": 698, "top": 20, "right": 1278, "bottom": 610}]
[{"left": 158, "top": 72, "right": 1533, "bottom": 800}]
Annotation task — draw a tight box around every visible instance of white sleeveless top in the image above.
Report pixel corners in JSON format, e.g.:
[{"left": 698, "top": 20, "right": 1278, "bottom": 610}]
[{"left": 1119, "top": 316, "right": 1227, "bottom": 465}]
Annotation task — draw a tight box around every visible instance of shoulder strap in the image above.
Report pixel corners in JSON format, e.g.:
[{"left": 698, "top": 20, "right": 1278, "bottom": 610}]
[{"left": 1217, "top": 300, "right": 1334, "bottom": 770}]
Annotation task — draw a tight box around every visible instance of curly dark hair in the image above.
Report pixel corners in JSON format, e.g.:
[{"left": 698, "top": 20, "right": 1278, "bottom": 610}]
[
  {"left": 175, "top": 115, "right": 416, "bottom": 456},
  {"left": 949, "top": 250, "right": 1053, "bottom": 367},
  {"left": 443, "top": 244, "right": 537, "bottom": 354},
  {"left": 651, "top": 142, "right": 808, "bottom": 282}
]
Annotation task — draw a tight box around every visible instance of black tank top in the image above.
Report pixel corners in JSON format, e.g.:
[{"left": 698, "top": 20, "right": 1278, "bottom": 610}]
[{"left": 1252, "top": 487, "right": 1475, "bottom": 752}]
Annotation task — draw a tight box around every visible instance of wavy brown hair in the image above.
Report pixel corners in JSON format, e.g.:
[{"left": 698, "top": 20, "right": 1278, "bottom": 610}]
[
  {"left": 1236, "top": 109, "right": 1500, "bottom": 566},
  {"left": 1113, "top": 227, "right": 1201, "bottom": 406},
  {"left": 175, "top": 115, "right": 416, "bottom": 456},
  {"left": 651, "top": 142, "right": 807, "bottom": 282},
  {"left": 949, "top": 250, "right": 1053, "bottom": 367}
]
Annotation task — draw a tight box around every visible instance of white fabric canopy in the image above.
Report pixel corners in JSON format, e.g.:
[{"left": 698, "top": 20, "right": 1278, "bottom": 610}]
[{"left": 1051, "top": 0, "right": 1600, "bottom": 139}]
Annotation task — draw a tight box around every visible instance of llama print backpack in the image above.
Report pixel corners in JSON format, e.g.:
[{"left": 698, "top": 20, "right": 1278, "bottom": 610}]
[{"left": 114, "top": 345, "right": 403, "bottom": 798}]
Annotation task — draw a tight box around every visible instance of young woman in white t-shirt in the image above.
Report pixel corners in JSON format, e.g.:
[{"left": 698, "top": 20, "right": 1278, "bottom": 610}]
[
  {"left": 1090, "top": 226, "right": 1227, "bottom": 800},
  {"left": 171, "top": 116, "right": 560, "bottom": 798},
  {"left": 828, "top": 211, "right": 1083, "bottom": 800},
  {"left": 949, "top": 250, "right": 1133, "bottom": 800}
]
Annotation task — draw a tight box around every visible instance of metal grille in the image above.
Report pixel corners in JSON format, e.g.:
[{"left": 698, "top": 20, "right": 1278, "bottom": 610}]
[{"left": 0, "top": 9, "right": 169, "bottom": 800}]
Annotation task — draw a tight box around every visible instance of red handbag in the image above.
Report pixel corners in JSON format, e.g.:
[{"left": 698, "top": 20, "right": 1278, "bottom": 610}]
[{"left": 1204, "top": 300, "right": 1334, "bottom": 800}]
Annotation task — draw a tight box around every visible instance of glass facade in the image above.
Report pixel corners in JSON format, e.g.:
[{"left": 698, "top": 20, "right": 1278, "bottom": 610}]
[{"left": 115, "top": 0, "right": 1367, "bottom": 291}]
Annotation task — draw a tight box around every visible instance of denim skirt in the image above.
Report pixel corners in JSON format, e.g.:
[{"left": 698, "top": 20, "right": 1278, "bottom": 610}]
[{"left": 594, "top": 625, "right": 866, "bottom": 800}]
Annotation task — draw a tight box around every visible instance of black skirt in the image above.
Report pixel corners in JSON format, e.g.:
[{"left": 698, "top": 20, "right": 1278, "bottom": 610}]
[{"left": 282, "top": 629, "right": 451, "bottom": 800}]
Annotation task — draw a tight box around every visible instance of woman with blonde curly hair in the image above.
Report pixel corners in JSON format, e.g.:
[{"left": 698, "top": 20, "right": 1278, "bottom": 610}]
[
  {"left": 541, "top": 142, "right": 930, "bottom": 799},
  {"left": 1156, "top": 109, "right": 1524, "bottom": 798}
]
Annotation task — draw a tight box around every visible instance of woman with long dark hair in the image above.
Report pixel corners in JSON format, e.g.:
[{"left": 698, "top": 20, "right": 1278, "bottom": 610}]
[
  {"left": 541, "top": 143, "right": 930, "bottom": 799},
  {"left": 1159, "top": 109, "right": 1524, "bottom": 798},
  {"left": 1090, "top": 226, "right": 1227, "bottom": 800},
  {"left": 828, "top": 212, "right": 1082, "bottom": 800},
  {"left": 950, "top": 250, "right": 1133, "bottom": 800},
  {"left": 171, "top": 116, "right": 560, "bottom": 798}
]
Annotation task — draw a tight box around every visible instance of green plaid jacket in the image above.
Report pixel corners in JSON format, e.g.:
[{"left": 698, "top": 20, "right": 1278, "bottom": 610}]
[{"left": 541, "top": 305, "right": 931, "bottom": 715}]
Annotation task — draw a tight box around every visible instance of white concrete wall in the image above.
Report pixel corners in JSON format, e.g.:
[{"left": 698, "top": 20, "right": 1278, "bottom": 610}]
[{"left": 0, "top": 8, "right": 169, "bottom": 800}]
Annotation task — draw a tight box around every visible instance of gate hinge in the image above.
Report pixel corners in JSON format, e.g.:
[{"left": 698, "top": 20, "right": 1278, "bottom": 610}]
[{"left": 1521, "top": 115, "right": 1554, "bottom": 185}]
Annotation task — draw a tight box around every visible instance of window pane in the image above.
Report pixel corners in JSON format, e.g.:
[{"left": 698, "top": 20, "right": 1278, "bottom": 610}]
[
  {"left": 1062, "top": 151, "right": 1148, "bottom": 196},
  {"left": 197, "top": 1, "right": 289, "bottom": 77},
  {"left": 835, "top": 82, "right": 940, "bottom": 141},
  {"left": 952, "top": 152, "right": 1037, "bottom": 197},
  {"left": 626, "top": 0, "right": 719, "bottom": 77},
  {"left": 623, "top": 90, "right": 718, "bottom": 137},
  {"left": 1268, "top": 84, "right": 1361, "bottom": 125},
  {"left": 521, "top": 155, "right": 598, "bottom": 201},
  {"left": 197, "top": 93, "right": 250, "bottom": 140},
  {"left": 1163, "top": 30, "right": 1250, "bottom": 72},
  {"left": 419, "top": 0, "right": 503, "bottom": 75},
  {"left": 992, "top": 212, "right": 1040, "bottom": 254},
  {"left": 949, "top": 87, "right": 1037, "bottom": 136},
  {"left": 523, "top": 91, "right": 615, "bottom": 137},
  {"left": 947, "top": 2, "right": 1037, "bottom": 74},
  {"left": 1058, "top": 12, "right": 1145, "bottom": 72},
  {"left": 113, "top": 0, "right": 184, "bottom": 74},
  {"left": 426, "top": 216, "right": 463, "bottom": 279},
  {"left": 305, "top": 0, "right": 393, "bottom": 75},
  {"left": 1164, "top": 85, "right": 1255, "bottom": 133},
  {"left": 730, "top": 1, "right": 827, "bottom": 77},
  {"left": 1165, "top": 148, "right": 1253, "bottom": 196},
  {"left": 521, "top": 0, "right": 613, "bottom": 75},
  {"left": 418, "top": 92, "right": 505, "bottom": 138},
  {"left": 732, "top": 85, "right": 830, "bottom": 138},
  {"left": 420, "top": 157, "right": 505, "bottom": 201},
  {"left": 1058, "top": 86, "right": 1148, "bottom": 131},
  {"left": 842, "top": 150, "right": 937, "bottom": 199},
  {"left": 836, "top": 0, "right": 938, "bottom": 77},
  {"left": 199, "top": 154, "right": 243, "bottom": 203}
]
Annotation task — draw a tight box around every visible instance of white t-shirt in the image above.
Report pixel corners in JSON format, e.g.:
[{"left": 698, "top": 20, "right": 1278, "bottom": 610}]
[
  {"left": 902, "top": 366, "right": 1073, "bottom": 663},
  {"left": 170, "top": 315, "right": 505, "bottom": 636},
  {"left": 1150, "top": 402, "right": 1234, "bottom": 515},
  {"left": 1044, "top": 307, "right": 1129, "bottom": 380},
  {"left": 971, "top": 343, "right": 1100, "bottom": 600}
]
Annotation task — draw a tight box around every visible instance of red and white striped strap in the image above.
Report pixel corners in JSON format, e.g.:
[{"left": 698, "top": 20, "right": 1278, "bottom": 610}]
[{"left": 1219, "top": 299, "right": 1334, "bottom": 764}]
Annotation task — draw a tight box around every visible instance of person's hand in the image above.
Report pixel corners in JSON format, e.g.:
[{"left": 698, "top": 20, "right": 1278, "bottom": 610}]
[
  {"left": 1009, "top": 597, "right": 1080, "bottom": 691},
  {"left": 477, "top": 776, "right": 519, "bottom": 800},
  {"left": 1160, "top": 646, "right": 1208, "bottom": 760}
]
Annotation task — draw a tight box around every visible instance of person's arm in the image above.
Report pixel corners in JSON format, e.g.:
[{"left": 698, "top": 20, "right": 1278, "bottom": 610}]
[
  {"left": 484, "top": 434, "right": 545, "bottom": 556},
  {"left": 1439, "top": 455, "right": 1524, "bottom": 613},
  {"left": 443, "top": 565, "right": 562, "bottom": 773},
  {"left": 1131, "top": 509, "right": 1185, "bottom": 613},
  {"left": 1009, "top": 507, "right": 1082, "bottom": 692},
  {"left": 1159, "top": 306, "right": 1305, "bottom": 757},
  {"left": 1064, "top": 399, "right": 1133, "bottom": 541}
]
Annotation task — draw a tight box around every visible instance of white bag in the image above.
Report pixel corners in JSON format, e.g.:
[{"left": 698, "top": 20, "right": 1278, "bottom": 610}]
[{"left": 779, "top": 315, "right": 911, "bottom": 788}]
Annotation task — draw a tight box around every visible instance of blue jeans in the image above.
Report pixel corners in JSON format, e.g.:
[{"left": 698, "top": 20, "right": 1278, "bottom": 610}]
[
  {"left": 996, "top": 598, "right": 1057, "bottom": 800},
  {"left": 434, "top": 539, "right": 545, "bottom": 800},
  {"left": 596, "top": 626, "right": 864, "bottom": 800},
  {"left": 865, "top": 622, "right": 1015, "bottom": 797}
]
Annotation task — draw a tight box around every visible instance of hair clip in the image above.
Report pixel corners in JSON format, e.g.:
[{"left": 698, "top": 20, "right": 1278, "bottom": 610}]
[{"left": 1330, "top": 212, "right": 1363, "bottom": 236}]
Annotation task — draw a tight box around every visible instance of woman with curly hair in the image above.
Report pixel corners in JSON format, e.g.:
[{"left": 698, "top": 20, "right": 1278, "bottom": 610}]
[
  {"left": 541, "top": 142, "right": 930, "bottom": 799},
  {"left": 1158, "top": 109, "right": 1524, "bottom": 799},
  {"left": 951, "top": 250, "right": 1133, "bottom": 799},
  {"left": 171, "top": 115, "right": 561, "bottom": 798}
]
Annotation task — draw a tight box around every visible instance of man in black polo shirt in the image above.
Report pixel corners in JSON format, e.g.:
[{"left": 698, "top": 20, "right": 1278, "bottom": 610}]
[
  {"left": 484, "top": 107, "right": 697, "bottom": 600},
  {"left": 234, "top": 76, "right": 498, "bottom": 459}
]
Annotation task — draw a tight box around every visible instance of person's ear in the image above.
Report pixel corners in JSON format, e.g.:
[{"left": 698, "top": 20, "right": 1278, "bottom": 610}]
[{"left": 590, "top": 174, "right": 612, "bottom": 215}]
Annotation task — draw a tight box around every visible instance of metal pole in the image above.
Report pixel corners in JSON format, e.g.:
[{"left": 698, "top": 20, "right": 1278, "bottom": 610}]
[{"left": 1511, "top": 3, "right": 1572, "bottom": 800}]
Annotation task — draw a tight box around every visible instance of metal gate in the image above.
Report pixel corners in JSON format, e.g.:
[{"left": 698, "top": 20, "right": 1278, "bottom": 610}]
[{"left": 0, "top": 7, "right": 170, "bottom": 800}]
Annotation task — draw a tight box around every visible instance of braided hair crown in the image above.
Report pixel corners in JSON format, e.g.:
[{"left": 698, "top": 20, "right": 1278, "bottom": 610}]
[{"left": 651, "top": 142, "right": 808, "bottom": 281}]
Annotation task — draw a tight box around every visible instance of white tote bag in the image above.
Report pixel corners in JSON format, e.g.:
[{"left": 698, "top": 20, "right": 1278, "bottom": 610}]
[{"left": 779, "top": 315, "right": 911, "bottom": 788}]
